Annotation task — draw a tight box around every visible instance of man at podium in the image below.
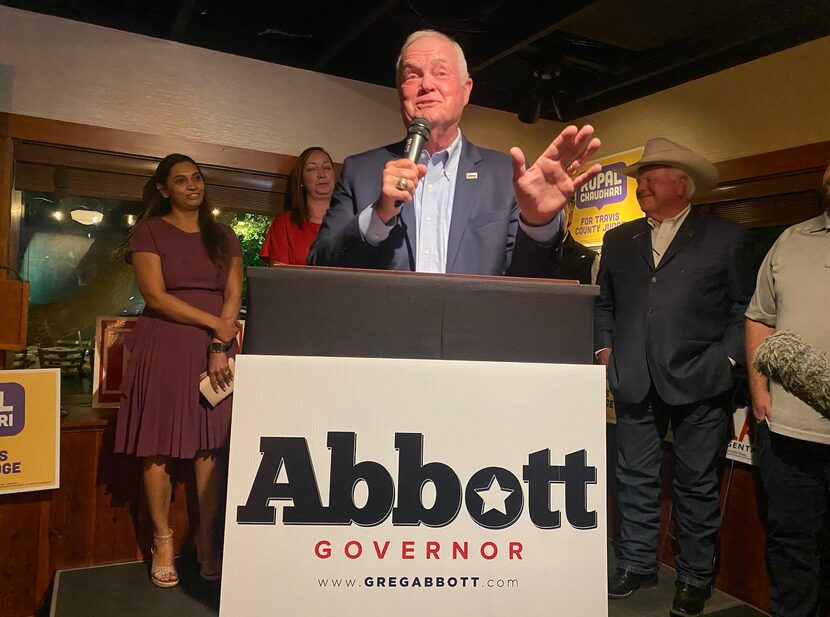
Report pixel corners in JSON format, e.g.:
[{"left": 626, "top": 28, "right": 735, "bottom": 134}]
[{"left": 308, "top": 29, "right": 602, "bottom": 277}]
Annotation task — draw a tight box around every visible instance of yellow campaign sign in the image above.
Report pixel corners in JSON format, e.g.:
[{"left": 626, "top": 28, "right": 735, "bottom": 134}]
[
  {"left": 570, "top": 147, "right": 645, "bottom": 248},
  {"left": 0, "top": 369, "right": 60, "bottom": 494}
]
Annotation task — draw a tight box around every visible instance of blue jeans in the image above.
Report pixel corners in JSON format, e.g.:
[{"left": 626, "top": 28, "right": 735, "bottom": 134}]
[
  {"left": 758, "top": 423, "right": 830, "bottom": 617},
  {"left": 614, "top": 389, "right": 729, "bottom": 588}
]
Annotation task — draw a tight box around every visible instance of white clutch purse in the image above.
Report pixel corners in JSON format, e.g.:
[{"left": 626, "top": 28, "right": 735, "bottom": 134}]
[{"left": 199, "top": 357, "right": 235, "bottom": 407}]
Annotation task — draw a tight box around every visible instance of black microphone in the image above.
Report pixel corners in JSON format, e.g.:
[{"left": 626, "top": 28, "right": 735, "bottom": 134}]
[
  {"left": 394, "top": 118, "right": 432, "bottom": 211},
  {"left": 403, "top": 117, "right": 432, "bottom": 162}
]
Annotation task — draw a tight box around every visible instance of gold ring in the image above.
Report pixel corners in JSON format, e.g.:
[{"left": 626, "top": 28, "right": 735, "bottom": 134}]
[{"left": 396, "top": 177, "right": 408, "bottom": 190}]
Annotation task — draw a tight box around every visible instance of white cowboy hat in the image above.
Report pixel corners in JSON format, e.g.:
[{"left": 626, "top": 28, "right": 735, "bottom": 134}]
[{"left": 617, "top": 138, "right": 719, "bottom": 197}]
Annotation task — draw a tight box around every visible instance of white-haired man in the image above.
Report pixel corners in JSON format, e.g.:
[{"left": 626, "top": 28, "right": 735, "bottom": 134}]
[
  {"left": 309, "top": 30, "right": 601, "bottom": 275},
  {"left": 594, "top": 138, "right": 755, "bottom": 616}
]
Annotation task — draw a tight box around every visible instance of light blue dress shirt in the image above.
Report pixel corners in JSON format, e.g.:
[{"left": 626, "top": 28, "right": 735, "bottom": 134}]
[{"left": 359, "top": 130, "right": 560, "bottom": 273}]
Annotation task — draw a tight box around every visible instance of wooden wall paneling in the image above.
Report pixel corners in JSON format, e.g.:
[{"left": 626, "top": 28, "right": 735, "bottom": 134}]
[
  {"left": 710, "top": 169, "right": 823, "bottom": 203},
  {"left": 0, "top": 136, "right": 10, "bottom": 370},
  {"left": 714, "top": 462, "right": 770, "bottom": 612},
  {"left": 14, "top": 162, "right": 146, "bottom": 202},
  {"left": 0, "top": 491, "right": 48, "bottom": 617},
  {"left": 708, "top": 191, "right": 823, "bottom": 228},
  {"left": 0, "top": 136, "right": 12, "bottom": 273},
  {"left": 14, "top": 142, "right": 292, "bottom": 194},
  {"left": 93, "top": 428, "right": 142, "bottom": 564},
  {"left": 48, "top": 429, "right": 101, "bottom": 571},
  {"left": 705, "top": 141, "right": 828, "bottom": 231},
  {"left": 716, "top": 141, "right": 830, "bottom": 184},
  {"left": 209, "top": 184, "right": 285, "bottom": 215},
  {"left": 14, "top": 162, "right": 286, "bottom": 216},
  {"left": 14, "top": 142, "right": 159, "bottom": 178},
  {"left": 34, "top": 490, "right": 53, "bottom": 616},
  {"left": 1, "top": 113, "right": 300, "bottom": 177}
]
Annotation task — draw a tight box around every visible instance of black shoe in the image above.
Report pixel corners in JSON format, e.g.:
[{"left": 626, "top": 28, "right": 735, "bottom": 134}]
[
  {"left": 607, "top": 568, "right": 658, "bottom": 599},
  {"left": 670, "top": 582, "right": 712, "bottom": 617}
]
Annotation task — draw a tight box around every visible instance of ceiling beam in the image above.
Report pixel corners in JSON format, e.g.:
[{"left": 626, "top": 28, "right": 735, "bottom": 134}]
[
  {"left": 313, "top": 0, "right": 400, "bottom": 71},
  {"left": 467, "top": 0, "right": 603, "bottom": 76},
  {"left": 572, "top": 0, "right": 829, "bottom": 107},
  {"left": 171, "top": 0, "right": 197, "bottom": 41}
]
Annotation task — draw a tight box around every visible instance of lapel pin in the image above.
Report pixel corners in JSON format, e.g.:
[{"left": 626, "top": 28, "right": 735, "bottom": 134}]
[{"left": 466, "top": 172, "right": 478, "bottom": 180}]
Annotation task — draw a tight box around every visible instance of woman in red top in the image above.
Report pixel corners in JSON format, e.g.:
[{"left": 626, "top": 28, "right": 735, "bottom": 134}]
[{"left": 260, "top": 147, "right": 335, "bottom": 265}]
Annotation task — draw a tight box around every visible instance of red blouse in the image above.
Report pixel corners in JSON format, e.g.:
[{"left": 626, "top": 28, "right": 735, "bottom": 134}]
[{"left": 259, "top": 211, "right": 321, "bottom": 265}]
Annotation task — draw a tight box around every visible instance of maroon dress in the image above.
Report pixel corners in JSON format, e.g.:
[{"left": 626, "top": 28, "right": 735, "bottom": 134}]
[{"left": 115, "top": 217, "right": 242, "bottom": 459}]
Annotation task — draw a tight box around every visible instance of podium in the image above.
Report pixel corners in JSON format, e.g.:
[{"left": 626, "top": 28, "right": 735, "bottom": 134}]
[
  {"left": 243, "top": 265, "right": 598, "bottom": 363},
  {"left": 223, "top": 266, "right": 607, "bottom": 617}
]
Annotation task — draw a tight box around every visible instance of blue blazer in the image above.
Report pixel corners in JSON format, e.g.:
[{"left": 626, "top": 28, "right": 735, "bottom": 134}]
[
  {"left": 594, "top": 208, "right": 755, "bottom": 406},
  {"left": 308, "top": 136, "right": 557, "bottom": 277}
]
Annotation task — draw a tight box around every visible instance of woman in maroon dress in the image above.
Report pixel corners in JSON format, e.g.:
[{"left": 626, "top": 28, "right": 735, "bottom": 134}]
[
  {"left": 115, "top": 154, "right": 243, "bottom": 587},
  {"left": 260, "top": 146, "right": 334, "bottom": 265}
]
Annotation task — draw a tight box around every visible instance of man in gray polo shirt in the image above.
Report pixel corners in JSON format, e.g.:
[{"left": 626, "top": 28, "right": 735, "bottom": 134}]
[{"left": 745, "top": 161, "right": 830, "bottom": 617}]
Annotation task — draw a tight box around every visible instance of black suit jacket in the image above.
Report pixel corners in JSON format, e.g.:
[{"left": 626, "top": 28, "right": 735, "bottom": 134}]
[
  {"left": 594, "top": 208, "right": 754, "bottom": 406},
  {"left": 308, "top": 136, "right": 558, "bottom": 277},
  {"left": 553, "top": 234, "right": 598, "bottom": 284}
]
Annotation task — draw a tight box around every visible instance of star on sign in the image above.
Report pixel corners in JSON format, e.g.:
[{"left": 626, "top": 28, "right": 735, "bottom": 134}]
[{"left": 475, "top": 475, "right": 513, "bottom": 516}]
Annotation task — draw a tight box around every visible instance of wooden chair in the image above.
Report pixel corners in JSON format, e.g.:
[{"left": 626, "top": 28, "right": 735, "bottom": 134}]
[
  {"left": 11, "top": 349, "right": 30, "bottom": 369},
  {"left": 38, "top": 346, "right": 86, "bottom": 377}
]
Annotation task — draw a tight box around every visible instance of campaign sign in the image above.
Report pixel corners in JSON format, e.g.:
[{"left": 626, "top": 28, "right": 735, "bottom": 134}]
[
  {"left": 570, "top": 147, "right": 645, "bottom": 248},
  {"left": 725, "top": 407, "right": 758, "bottom": 466},
  {"left": 222, "top": 356, "right": 607, "bottom": 616},
  {"left": 0, "top": 369, "right": 60, "bottom": 495}
]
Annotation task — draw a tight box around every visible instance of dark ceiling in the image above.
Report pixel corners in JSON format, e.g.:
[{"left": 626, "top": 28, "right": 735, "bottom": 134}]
[{"left": 3, "top": 0, "right": 829, "bottom": 122}]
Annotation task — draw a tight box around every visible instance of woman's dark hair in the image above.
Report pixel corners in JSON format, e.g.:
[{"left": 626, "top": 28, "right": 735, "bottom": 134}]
[
  {"left": 286, "top": 147, "right": 333, "bottom": 228},
  {"left": 140, "top": 153, "right": 230, "bottom": 267}
]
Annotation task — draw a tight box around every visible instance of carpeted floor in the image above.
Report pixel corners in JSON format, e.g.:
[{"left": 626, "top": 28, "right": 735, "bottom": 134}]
[
  {"left": 50, "top": 544, "right": 767, "bottom": 616},
  {"left": 52, "top": 557, "right": 219, "bottom": 617},
  {"left": 607, "top": 543, "right": 767, "bottom": 617}
]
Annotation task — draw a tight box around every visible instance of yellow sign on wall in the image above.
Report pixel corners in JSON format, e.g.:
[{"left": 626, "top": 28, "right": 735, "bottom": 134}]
[
  {"left": 0, "top": 369, "right": 60, "bottom": 494},
  {"left": 569, "top": 147, "right": 645, "bottom": 248}
]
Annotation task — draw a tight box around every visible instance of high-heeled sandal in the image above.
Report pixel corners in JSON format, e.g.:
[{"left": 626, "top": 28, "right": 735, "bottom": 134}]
[
  {"left": 195, "top": 531, "right": 222, "bottom": 582},
  {"left": 150, "top": 528, "right": 179, "bottom": 588},
  {"left": 199, "top": 558, "right": 222, "bottom": 582}
]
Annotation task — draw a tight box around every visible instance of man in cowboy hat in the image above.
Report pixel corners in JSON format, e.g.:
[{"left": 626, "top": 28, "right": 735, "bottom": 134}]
[{"left": 594, "top": 138, "right": 755, "bottom": 616}]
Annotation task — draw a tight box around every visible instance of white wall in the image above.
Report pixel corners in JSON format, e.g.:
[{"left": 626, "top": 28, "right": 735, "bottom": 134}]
[
  {"left": 0, "top": 5, "right": 561, "bottom": 162},
  {"left": 2, "top": 6, "right": 827, "bottom": 167}
]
